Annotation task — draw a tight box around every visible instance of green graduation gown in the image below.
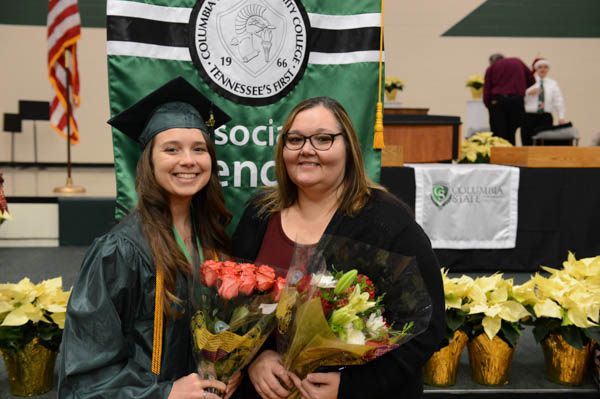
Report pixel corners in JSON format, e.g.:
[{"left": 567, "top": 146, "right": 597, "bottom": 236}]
[{"left": 58, "top": 212, "right": 196, "bottom": 398}]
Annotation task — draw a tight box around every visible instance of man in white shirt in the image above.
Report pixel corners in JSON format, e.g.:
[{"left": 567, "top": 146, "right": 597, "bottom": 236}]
[{"left": 522, "top": 58, "right": 566, "bottom": 146}]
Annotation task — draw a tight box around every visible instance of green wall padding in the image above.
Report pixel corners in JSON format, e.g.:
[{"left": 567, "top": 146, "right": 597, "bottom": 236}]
[
  {"left": 0, "top": 0, "right": 107, "bottom": 28},
  {"left": 444, "top": 0, "right": 600, "bottom": 38}
]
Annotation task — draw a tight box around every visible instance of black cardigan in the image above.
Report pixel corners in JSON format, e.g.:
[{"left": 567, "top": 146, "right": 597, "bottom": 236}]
[{"left": 232, "top": 189, "right": 445, "bottom": 399}]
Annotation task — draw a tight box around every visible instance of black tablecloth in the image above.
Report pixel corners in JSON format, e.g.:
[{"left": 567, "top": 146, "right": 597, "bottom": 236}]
[{"left": 381, "top": 167, "right": 600, "bottom": 272}]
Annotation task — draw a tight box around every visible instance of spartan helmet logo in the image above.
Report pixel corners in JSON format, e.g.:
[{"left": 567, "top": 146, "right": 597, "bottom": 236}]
[{"left": 230, "top": 4, "right": 276, "bottom": 63}]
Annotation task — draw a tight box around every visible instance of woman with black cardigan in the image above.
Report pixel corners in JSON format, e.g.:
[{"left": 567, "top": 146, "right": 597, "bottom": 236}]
[{"left": 232, "top": 97, "right": 445, "bottom": 399}]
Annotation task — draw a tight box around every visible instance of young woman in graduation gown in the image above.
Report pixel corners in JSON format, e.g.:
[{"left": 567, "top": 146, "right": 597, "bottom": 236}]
[
  {"left": 232, "top": 97, "right": 445, "bottom": 399},
  {"left": 58, "top": 77, "right": 239, "bottom": 399}
]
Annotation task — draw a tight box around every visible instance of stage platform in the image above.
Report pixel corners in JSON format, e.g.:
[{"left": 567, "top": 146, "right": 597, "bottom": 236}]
[
  {"left": 0, "top": 248, "right": 597, "bottom": 398},
  {"left": 0, "top": 165, "right": 116, "bottom": 247},
  {"left": 382, "top": 166, "right": 600, "bottom": 273}
]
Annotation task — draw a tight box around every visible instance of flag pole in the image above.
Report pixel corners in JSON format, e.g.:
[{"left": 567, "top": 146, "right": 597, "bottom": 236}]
[{"left": 54, "top": 51, "right": 85, "bottom": 194}]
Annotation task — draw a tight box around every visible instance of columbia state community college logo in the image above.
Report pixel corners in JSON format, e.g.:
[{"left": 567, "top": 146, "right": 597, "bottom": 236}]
[
  {"left": 431, "top": 183, "right": 451, "bottom": 208},
  {"left": 189, "top": 0, "right": 310, "bottom": 106},
  {"left": 430, "top": 182, "right": 506, "bottom": 208}
]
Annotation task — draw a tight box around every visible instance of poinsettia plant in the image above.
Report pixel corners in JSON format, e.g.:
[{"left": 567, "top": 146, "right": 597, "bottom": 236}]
[
  {"left": 0, "top": 277, "right": 70, "bottom": 353},
  {"left": 513, "top": 252, "right": 600, "bottom": 350},
  {"left": 465, "top": 74, "right": 484, "bottom": 90},
  {"left": 438, "top": 269, "right": 472, "bottom": 348},
  {"left": 385, "top": 77, "right": 404, "bottom": 93},
  {"left": 459, "top": 273, "right": 530, "bottom": 347},
  {"left": 459, "top": 132, "right": 512, "bottom": 163}
]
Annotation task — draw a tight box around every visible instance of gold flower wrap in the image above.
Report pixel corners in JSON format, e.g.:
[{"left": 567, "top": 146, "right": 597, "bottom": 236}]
[
  {"left": 279, "top": 296, "right": 403, "bottom": 380},
  {"left": 191, "top": 310, "right": 274, "bottom": 382}
]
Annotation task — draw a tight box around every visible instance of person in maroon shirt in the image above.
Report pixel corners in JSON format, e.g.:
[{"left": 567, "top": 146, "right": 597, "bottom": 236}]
[{"left": 483, "top": 53, "right": 535, "bottom": 145}]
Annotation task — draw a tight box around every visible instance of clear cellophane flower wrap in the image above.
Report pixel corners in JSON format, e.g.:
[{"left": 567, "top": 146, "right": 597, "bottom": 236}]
[
  {"left": 190, "top": 253, "right": 286, "bottom": 384},
  {"left": 275, "top": 235, "right": 433, "bottom": 389}
]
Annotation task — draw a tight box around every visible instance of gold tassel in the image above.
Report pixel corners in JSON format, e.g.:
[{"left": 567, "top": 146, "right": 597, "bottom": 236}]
[
  {"left": 373, "top": 0, "right": 385, "bottom": 149},
  {"left": 151, "top": 270, "right": 164, "bottom": 375},
  {"left": 373, "top": 102, "right": 384, "bottom": 149}
]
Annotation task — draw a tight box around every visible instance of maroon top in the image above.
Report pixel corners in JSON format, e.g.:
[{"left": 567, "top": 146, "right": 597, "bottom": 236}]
[
  {"left": 483, "top": 57, "right": 535, "bottom": 108},
  {"left": 255, "top": 212, "right": 317, "bottom": 273}
]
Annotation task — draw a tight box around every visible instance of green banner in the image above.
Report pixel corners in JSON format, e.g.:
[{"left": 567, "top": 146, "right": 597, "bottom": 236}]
[{"left": 107, "top": 0, "right": 382, "bottom": 229}]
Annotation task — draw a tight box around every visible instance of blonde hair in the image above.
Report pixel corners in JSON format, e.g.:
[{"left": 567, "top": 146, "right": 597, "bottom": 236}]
[{"left": 256, "top": 97, "right": 385, "bottom": 217}]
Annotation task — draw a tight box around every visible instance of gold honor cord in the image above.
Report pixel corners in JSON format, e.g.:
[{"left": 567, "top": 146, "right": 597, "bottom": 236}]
[
  {"left": 151, "top": 238, "right": 217, "bottom": 375},
  {"left": 152, "top": 270, "right": 165, "bottom": 375},
  {"left": 373, "top": 0, "right": 385, "bottom": 149}
]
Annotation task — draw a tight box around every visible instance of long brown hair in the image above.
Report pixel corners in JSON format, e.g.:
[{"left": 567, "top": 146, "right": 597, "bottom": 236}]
[
  {"left": 257, "top": 97, "right": 385, "bottom": 216},
  {"left": 136, "top": 129, "right": 231, "bottom": 317}
]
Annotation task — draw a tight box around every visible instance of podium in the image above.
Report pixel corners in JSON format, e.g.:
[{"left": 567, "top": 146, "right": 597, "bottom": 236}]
[{"left": 383, "top": 107, "right": 461, "bottom": 163}]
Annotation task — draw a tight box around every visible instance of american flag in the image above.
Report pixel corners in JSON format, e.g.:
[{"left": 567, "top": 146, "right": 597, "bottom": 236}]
[{"left": 47, "top": 0, "right": 81, "bottom": 144}]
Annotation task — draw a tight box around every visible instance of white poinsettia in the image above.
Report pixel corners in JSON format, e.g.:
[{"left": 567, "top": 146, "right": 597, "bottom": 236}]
[
  {"left": 440, "top": 269, "right": 530, "bottom": 341},
  {"left": 461, "top": 273, "right": 530, "bottom": 340},
  {"left": 0, "top": 277, "right": 71, "bottom": 328},
  {"left": 513, "top": 253, "right": 600, "bottom": 330},
  {"left": 0, "top": 209, "right": 11, "bottom": 221},
  {"left": 441, "top": 268, "right": 473, "bottom": 310},
  {"left": 561, "top": 252, "right": 600, "bottom": 282},
  {"left": 459, "top": 132, "right": 512, "bottom": 163}
]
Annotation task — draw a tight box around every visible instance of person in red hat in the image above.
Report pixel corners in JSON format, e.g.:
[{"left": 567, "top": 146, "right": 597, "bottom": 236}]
[{"left": 522, "top": 57, "right": 566, "bottom": 145}]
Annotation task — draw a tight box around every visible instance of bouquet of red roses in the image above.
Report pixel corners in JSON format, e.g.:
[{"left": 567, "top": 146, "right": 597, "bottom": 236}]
[
  {"left": 275, "top": 235, "right": 432, "bottom": 388},
  {"left": 190, "top": 259, "right": 285, "bottom": 383}
]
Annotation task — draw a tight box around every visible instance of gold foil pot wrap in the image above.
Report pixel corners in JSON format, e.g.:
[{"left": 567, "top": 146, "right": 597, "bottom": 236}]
[
  {"left": 0, "top": 338, "right": 58, "bottom": 397},
  {"left": 470, "top": 87, "right": 483, "bottom": 99},
  {"left": 541, "top": 333, "right": 592, "bottom": 386},
  {"left": 467, "top": 334, "right": 516, "bottom": 386},
  {"left": 423, "top": 330, "right": 468, "bottom": 386}
]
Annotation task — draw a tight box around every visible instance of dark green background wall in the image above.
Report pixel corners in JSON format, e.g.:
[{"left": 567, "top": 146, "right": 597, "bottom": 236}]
[
  {"left": 0, "top": 0, "right": 107, "bottom": 28},
  {"left": 444, "top": 0, "right": 600, "bottom": 38},
  {"left": 3, "top": 0, "right": 599, "bottom": 38}
]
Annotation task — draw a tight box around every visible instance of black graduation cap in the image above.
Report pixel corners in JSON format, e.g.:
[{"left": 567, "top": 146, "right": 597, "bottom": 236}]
[{"left": 107, "top": 76, "right": 230, "bottom": 148}]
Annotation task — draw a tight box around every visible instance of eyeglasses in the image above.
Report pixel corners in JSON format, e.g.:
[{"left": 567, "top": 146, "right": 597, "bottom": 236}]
[{"left": 282, "top": 133, "right": 343, "bottom": 151}]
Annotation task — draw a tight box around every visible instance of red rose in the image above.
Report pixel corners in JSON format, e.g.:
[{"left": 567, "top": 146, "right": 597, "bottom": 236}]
[
  {"left": 239, "top": 271, "right": 257, "bottom": 296},
  {"left": 218, "top": 273, "right": 240, "bottom": 300},
  {"left": 256, "top": 265, "right": 275, "bottom": 291},
  {"left": 240, "top": 263, "right": 257, "bottom": 274},
  {"left": 201, "top": 262, "right": 222, "bottom": 288},
  {"left": 270, "top": 277, "right": 286, "bottom": 301},
  {"left": 220, "top": 264, "right": 240, "bottom": 277}
]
